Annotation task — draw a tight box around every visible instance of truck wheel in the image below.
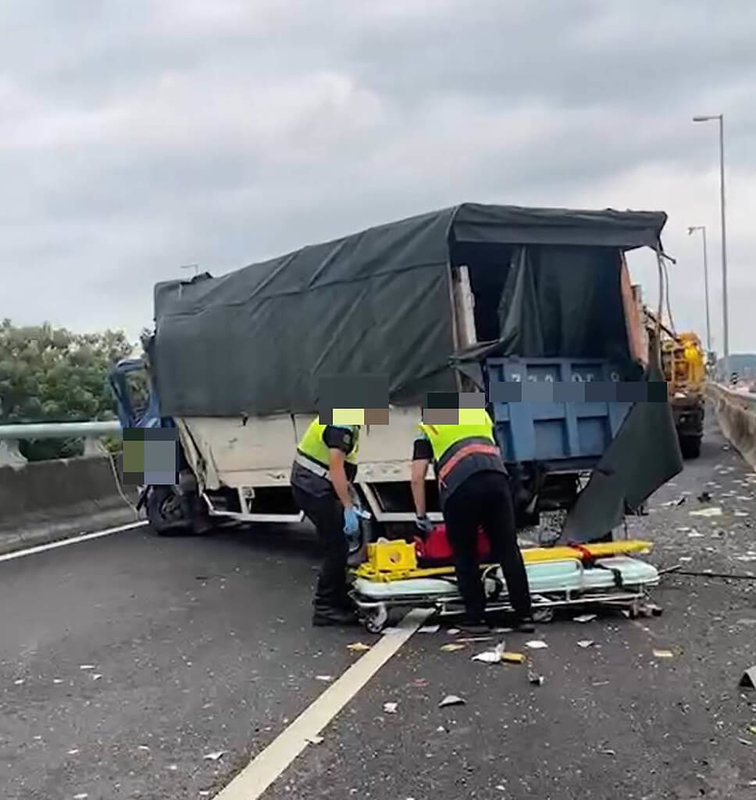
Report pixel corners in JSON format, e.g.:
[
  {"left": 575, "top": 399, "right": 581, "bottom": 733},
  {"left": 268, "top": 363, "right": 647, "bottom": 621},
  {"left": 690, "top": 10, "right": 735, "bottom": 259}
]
[
  {"left": 146, "top": 486, "right": 191, "bottom": 536},
  {"left": 679, "top": 436, "right": 702, "bottom": 460}
]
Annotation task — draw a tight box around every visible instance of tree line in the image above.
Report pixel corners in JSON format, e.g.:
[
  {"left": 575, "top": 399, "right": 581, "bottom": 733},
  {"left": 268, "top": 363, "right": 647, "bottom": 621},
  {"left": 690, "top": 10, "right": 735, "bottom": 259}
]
[{"left": 0, "top": 319, "right": 135, "bottom": 460}]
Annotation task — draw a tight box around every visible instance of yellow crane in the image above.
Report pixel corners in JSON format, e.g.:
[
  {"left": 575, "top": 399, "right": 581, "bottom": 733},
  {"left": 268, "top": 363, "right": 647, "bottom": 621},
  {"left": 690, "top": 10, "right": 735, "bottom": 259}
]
[{"left": 644, "top": 309, "right": 706, "bottom": 458}]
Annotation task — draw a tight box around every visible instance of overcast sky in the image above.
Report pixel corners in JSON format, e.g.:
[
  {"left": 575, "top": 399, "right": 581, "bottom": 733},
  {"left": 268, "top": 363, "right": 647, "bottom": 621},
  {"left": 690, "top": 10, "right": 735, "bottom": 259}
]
[{"left": 2, "top": 0, "right": 755, "bottom": 352}]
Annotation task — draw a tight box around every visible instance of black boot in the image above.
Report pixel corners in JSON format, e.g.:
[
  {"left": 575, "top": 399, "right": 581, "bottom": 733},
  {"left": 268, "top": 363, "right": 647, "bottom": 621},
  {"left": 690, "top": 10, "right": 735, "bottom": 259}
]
[
  {"left": 312, "top": 606, "right": 358, "bottom": 627},
  {"left": 511, "top": 614, "right": 536, "bottom": 633}
]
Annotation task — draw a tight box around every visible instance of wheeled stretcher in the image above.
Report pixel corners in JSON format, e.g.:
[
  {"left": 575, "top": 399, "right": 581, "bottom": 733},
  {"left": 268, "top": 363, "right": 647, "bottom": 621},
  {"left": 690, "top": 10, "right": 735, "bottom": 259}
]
[{"left": 349, "top": 540, "right": 659, "bottom": 633}]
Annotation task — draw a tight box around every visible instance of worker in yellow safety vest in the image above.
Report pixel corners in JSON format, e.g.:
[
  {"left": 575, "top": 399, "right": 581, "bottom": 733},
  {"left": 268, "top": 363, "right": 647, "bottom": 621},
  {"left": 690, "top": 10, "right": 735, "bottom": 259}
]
[
  {"left": 290, "top": 418, "right": 361, "bottom": 626},
  {"left": 410, "top": 395, "right": 533, "bottom": 632}
]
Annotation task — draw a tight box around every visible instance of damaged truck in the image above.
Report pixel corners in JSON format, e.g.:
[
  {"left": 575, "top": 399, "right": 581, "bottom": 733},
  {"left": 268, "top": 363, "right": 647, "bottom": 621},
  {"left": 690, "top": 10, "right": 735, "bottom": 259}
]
[{"left": 109, "top": 203, "right": 682, "bottom": 544}]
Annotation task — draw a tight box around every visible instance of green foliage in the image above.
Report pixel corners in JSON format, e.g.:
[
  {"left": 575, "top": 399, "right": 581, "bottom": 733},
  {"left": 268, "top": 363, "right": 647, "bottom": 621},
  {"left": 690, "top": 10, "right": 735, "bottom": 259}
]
[{"left": 0, "top": 319, "right": 134, "bottom": 460}]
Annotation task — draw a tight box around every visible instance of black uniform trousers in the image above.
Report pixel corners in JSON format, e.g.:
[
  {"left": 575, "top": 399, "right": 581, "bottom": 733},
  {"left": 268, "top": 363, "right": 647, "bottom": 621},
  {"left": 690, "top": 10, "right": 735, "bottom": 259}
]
[
  {"left": 443, "top": 470, "right": 532, "bottom": 622},
  {"left": 291, "top": 485, "right": 350, "bottom": 611}
]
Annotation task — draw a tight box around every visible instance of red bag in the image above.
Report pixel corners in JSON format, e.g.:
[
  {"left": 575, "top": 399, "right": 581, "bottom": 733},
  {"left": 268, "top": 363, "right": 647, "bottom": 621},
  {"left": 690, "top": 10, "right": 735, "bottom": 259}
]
[{"left": 414, "top": 523, "right": 491, "bottom": 564}]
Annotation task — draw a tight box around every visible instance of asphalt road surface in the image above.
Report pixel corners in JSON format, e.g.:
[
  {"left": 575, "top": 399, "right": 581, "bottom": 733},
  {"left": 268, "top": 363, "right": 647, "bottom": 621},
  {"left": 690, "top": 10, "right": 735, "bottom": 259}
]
[{"left": 2, "top": 413, "right": 756, "bottom": 800}]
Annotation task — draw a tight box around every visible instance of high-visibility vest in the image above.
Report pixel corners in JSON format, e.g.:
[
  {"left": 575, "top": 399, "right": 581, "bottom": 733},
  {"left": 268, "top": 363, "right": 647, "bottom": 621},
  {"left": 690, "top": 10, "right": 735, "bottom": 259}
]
[
  {"left": 418, "top": 409, "right": 504, "bottom": 501},
  {"left": 295, "top": 420, "right": 359, "bottom": 478}
]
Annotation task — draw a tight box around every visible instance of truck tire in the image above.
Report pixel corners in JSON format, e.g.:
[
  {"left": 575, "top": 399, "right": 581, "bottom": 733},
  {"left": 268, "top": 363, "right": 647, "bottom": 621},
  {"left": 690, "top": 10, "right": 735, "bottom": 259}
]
[
  {"left": 146, "top": 486, "right": 192, "bottom": 536},
  {"left": 679, "top": 435, "right": 702, "bottom": 460}
]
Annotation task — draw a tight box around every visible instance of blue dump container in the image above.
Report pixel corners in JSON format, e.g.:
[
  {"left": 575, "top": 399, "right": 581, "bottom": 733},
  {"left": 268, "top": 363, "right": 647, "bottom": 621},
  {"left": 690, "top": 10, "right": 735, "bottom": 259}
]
[{"left": 486, "top": 357, "right": 633, "bottom": 470}]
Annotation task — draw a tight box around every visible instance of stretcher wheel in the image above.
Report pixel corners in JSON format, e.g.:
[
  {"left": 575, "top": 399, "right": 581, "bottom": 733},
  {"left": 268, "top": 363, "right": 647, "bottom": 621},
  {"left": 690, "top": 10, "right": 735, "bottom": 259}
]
[{"left": 364, "top": 605, "right": 388, "bottom": 634}]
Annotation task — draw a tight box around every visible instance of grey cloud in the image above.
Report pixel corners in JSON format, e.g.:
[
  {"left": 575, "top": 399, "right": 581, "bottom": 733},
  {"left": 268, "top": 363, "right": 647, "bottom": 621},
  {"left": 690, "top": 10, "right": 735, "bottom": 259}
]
[{"left": 1, "top": 0, "right": 755, "bottom": 351}]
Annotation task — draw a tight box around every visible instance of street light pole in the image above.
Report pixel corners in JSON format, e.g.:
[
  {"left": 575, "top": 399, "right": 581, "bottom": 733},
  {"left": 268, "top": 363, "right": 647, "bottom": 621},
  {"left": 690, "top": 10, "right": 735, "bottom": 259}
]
[
  {"left": 687, "top": 225, "right": 711, "bottom": 353},
  {"left": 693, "top": 113, "right": 729, "bottom": 379}
]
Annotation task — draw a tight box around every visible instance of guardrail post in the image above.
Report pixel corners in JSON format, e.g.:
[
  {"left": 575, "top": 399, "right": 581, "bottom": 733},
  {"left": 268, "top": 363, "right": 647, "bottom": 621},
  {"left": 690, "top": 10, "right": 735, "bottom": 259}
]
[
  {"left": 0, "top": 439, "right": 27, "bottom": 467},
  {"left": 83, "top": 436, "right": 108, "bottom": 457}
]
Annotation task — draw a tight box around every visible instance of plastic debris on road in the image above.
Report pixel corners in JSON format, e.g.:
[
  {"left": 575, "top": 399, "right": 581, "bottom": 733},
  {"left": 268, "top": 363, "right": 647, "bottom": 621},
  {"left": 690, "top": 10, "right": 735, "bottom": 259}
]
[
  {"left": 203, "top": 751, "right": 226, "bottom": 761},
  {"left": 79, "top": 665, "right": 96, "bottom": 670},
  {"left": 347, "top": 642, "right": 371, "bottom": 652},
  {"left": 599, "top": 748, "right": 616, "bottom": 757},
  {"left": 739, "top": 666, "right": 756, "bottom": 689},
  {"left": 690, "top": 507, "right": 723, "bottom": 517},
  {"left": 528, "top": 671, "right": 545, "bottom": 686},
  {"left": 687, "top": 531, "right": 705, "bottom": 538},
  {"left": 653, "top": 649, "right": 674, "bottom": 658},
  {"left": 315, "top": 675, "right": 334, "bottom": 682},
  {"left": 573, "top": 614, "right": 597, "bottom": 623},
  {"left": 501, "top": 652, "right": 527, "bottom": 664},
  {"left": 383, "top": 702, "right": 398, "bottom": 714},
  {"left": 306, "top": 735, "right": 324, "bottom": 745},
  {"left": 439, "top": 694, "right": 466, "bottom": 708},
  {"left": 525, "top": 640, "right": 548, "bottom": 649},
  {"left": 440, "top": 643, "right": 467, "bottom": 652},
  {"left": 472, "top": 643, "right": 506, "bottom": 664},
  {"left": 418, "top": 624, "right": 440, "bottom": 634},
  {"left": 577, "top": 640, "right": 595, "bottom": 648}
]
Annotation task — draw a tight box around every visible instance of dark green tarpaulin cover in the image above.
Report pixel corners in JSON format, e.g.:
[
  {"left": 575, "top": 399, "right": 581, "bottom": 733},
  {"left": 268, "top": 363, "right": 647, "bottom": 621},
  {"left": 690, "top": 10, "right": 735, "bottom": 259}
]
[{"left": 153, "top": 203, "right": 666, "bottom": 418}]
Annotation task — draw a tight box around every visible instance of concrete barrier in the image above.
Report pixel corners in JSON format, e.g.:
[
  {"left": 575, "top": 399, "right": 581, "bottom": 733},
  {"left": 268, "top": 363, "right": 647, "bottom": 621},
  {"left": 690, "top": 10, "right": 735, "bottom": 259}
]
[
  {"left": 707, "top": 383, "right": 756, "bottom": 470},
  {"left": 0, "top": 454, "right": 141, "bottom": 555}
]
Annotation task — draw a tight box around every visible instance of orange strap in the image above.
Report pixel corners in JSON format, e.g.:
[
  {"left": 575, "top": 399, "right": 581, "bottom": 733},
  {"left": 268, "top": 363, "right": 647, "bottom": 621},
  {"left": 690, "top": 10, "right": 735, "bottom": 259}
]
[{"left": 438, "top": 442, "right": 500, "bottom": 485}]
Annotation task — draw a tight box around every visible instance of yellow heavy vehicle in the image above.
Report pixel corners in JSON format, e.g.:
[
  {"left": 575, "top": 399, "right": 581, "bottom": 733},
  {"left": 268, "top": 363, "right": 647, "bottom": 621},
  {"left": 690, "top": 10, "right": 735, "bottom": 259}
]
[{"left": 644, "top": 309, "right": 706, "bottom": 458}]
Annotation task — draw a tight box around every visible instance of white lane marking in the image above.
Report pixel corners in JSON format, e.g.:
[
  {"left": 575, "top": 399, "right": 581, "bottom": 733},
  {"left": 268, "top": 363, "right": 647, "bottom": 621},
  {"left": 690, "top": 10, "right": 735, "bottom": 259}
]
[
  {"left": 214, "top": 608, "right": 432, "bottom": 800},
  {"left": 0, "top": 521, "right": 147, "bottom": 563}
]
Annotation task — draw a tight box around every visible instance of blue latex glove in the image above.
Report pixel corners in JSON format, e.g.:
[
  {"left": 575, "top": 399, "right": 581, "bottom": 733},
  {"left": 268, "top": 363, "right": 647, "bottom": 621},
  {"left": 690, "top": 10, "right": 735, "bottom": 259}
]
[
  {"left": 343, "top": 507, "right": 360, "bottom": 537},
  {"left": 415, "top": 514, "right": 434, "bottom": 534}
]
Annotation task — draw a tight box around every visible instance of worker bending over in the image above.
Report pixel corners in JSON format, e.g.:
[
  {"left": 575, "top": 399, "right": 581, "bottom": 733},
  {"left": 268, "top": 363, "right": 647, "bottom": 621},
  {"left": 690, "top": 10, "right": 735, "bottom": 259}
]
[
  {"left": 411, "top": 394, "right": 533, "bottom": 632},
  {"left": 291, "top": 419, "right": 361, "bottom": 626}
]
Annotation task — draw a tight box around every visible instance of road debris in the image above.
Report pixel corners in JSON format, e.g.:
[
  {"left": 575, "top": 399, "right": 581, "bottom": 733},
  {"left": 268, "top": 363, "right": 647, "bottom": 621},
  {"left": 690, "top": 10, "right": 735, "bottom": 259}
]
[
  {"left": 653, "top": 649, "right": 674, "bottom": 659},
  {"left": 687, "top": 531, "right": 705, "bottom": 538},
  {"left": 690, "top": 507, "right": 723, "bottom": 517},
  {"left": 315, "top": 675, "right": 334, "bottom": 682},
  {"left": 697, "top": 491, "right": 712, "bottom": 503},
  {"left": 347, "top": 642, "right": 371, "bottom": 652},
  {"left": 501, "top": 652, "right": 527, "bottom": 664},
  {"left": 306, "top": 735, "right": 324, "bottom": 745},
  {"left": 13, "top": 679, "right": 24, "bottom": 685},
  {"left": 735, "top": 511, "right": 750, "bottom": 517},
  {"left": 525, "top": 640, "right": 548, "bottom": 649},
  {"left": 573, "top": 614, "right": 597, "bottom": 623},
  {"left": 599, "top": 748, "right": 616, "bottom": 757},
  {"left": 68, "top": 748, "right": 80, "bottom": 755},
  {"left": 472, "top": 644, "right": 506, "bottom": 664},
  {"left": 457, "top": 636, "right": 493, "bottom": 643},
  {"left": 383, "top": 702, "right": 398, "bottom": 714},
  {"left": 203, "top": 751, "right": 226, "bottom": 761},
  {"left": 439, "top": 694, "right": 466, "bottom": 708},
  {"left": 137, "top": 745, "right": 150, "bottom": 751},
  {"left": 418, "top": 624, "right": 440, "bottom": 634},
  {"left": 79, "top": 665, "right": 96, "bottom": 670},
  {"left": 528, "top": 671, "right": 545, "bottom": 686},
  {"left": 440, "top": 643, "right": 466, "bottom": 652},
  {"left": 73, "top": 794, "right": 88, "bottom": 800},
  {"left": 577, "top": 640, "right": 595, "bottom": 648},
  {"left": 739, "top": 666, "right": 756, "bottom": 689}
]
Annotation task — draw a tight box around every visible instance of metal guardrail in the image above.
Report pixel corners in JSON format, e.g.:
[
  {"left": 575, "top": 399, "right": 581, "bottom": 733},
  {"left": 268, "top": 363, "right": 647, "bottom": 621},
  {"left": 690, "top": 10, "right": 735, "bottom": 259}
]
[
  {"left": 708, "top": 382, "right": 756, "bottom": 410},
  {"left": 0, "top": 421, "right": 122, "bottom": 467}
]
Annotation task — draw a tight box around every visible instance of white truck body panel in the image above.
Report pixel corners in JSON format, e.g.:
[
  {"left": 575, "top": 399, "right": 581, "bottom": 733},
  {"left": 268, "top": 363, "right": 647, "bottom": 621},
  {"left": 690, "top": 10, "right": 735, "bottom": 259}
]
[{"left": 178, "top": 406, "right": 423, "bottom": 490}]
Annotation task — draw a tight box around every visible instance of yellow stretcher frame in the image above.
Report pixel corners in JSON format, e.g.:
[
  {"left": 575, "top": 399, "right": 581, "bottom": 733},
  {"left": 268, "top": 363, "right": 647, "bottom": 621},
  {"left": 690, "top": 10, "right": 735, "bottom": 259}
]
[{"left": 351, "top": 540, "right": 654, "bottom": 583}]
